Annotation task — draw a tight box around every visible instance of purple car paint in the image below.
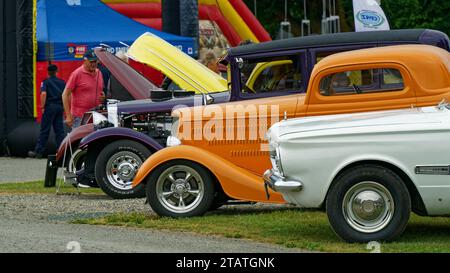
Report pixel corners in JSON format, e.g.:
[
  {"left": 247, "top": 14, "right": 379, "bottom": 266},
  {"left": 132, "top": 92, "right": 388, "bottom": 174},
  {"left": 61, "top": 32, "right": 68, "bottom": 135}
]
[{"left": 79, "top": 127, "right": 164, "bottom": 151}]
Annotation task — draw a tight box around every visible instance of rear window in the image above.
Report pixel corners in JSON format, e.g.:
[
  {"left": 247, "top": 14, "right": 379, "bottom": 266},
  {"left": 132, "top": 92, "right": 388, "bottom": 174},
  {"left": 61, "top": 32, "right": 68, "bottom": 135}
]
[{"left": 319, "top": 68, "right": 404, "bottom": 96}]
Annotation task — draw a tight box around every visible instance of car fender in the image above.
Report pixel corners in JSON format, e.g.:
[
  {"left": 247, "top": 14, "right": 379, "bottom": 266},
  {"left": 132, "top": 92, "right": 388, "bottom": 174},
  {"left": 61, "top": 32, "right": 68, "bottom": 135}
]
[
  {"left": 79, "top": 127, "right": 164, "bottom": 152},
  {"left": 56, "top": 123, "right": 94, "bottom": 162},
  {"left": 132, "top": 145, "right": 285, "bottom": 203}
]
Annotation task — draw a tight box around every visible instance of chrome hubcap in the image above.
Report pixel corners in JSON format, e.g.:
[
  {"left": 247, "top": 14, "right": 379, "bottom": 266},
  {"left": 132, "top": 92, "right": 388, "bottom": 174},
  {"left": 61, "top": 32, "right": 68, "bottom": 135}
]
[
  {"left": 342, "top": 181, "right": 394, "bottom": 233},
  {"left": 106, "top": 152, "right": 142, "bottom": 190},
  {"left": 156, "top": 166, "right": 203, "bottom": 214}
]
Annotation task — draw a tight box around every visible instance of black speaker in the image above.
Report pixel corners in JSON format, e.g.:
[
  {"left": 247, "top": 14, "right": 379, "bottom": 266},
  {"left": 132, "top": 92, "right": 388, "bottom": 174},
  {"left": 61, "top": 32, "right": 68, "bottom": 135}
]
[
  {"left": 180, "top": 0, "right": 198, "bottom": 38},
  {"left": 3, "top": 0, "right": 18, "bottom": 143},
  {"left": 162, "top": 0, "right": 181, "bottom": 35},
  {"left": 0, "top": 0, "right": 6, "bottom": 154},
  {"left": 16, "top": 0, "right": 34, "bottom": 119},
  {"left": 0, "top": 0, "right": 35, "bottom": 156},
  {"left": 162, "top": 0, "right": 199, "bottom": 58},
  {"left": 180, "top": 0, "right": 198, "bottom": 58}
]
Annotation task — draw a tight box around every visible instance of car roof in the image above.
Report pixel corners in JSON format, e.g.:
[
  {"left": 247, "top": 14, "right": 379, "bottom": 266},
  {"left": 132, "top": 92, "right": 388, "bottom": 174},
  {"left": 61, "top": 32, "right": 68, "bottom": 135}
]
[
  {"left": 313, "top": 44, "right": 450, "bottom": 90},
  {"left": 228, "top": 29, "right": 447, "bottom": 56}
]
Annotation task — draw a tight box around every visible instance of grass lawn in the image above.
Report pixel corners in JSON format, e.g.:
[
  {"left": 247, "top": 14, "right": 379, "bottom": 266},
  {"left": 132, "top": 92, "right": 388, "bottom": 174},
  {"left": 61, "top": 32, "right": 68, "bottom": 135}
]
[
  {"left": 74, "top": 207, "right": 450, "bottom": 253},
  {"left": 3, "top": 181, "right": 450, "bottom": 252},
  {"left": 0, "top": 180, "right": 103, "bottom": 194}
]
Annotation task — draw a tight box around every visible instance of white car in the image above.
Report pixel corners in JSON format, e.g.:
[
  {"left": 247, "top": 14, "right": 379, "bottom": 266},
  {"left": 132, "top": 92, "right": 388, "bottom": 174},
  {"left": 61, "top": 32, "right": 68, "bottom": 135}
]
[{"left": 264, "top": 104, "right": 450, "bottom": 242}]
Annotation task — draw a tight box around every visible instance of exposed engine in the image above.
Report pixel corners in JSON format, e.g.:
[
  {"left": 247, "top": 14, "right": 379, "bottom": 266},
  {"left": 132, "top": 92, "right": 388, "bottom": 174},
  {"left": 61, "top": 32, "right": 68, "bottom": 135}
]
[{"left": 121, "top": 112, "right": 173, "bottom": 147}]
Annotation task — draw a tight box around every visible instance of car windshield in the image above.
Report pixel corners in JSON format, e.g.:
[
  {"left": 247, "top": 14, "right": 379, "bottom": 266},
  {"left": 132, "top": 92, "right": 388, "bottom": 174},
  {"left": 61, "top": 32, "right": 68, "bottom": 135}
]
[{"left": 239, "top": 54, "right": 304, "bottom": 94}]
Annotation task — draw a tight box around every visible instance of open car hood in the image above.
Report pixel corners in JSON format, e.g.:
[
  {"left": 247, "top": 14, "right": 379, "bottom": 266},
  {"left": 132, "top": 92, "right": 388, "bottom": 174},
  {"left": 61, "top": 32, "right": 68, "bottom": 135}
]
[
  {"left": 95, "top": 48, "right": 161, "bottom": 100},
  {"left": 128, "top": 32, "right": 228, "bottom": 94}
]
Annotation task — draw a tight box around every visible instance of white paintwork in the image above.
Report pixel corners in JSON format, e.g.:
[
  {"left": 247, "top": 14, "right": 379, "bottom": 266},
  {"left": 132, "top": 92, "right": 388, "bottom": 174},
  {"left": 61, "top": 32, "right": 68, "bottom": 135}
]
[
  {"left": 107, "top": 99, "right": 119, "bottom": 127},
  {"left": 92, "top": 111, "right": 108, "bottom": 126},
  {"left": 267, "top": 105, "right": 450, "bottom": 215}
]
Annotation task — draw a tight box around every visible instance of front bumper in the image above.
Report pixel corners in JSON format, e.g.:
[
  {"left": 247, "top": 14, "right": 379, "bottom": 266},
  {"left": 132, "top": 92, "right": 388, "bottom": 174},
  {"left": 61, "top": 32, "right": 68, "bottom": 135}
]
[{"left": 263, "top": 169, "right": 303, "bottom": 193}]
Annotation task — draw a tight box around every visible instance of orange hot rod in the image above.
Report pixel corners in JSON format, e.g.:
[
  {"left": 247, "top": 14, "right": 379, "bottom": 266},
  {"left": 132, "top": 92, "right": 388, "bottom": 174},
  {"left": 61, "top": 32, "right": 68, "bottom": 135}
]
[{"left": 133, "top": 45, "right": 450, "bottom": 217}]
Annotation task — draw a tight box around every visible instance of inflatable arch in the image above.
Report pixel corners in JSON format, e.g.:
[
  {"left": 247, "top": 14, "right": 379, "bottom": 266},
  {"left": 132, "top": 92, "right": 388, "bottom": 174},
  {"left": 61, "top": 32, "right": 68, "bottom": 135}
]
[{"left": 102, "top": 0, "right": 271, "bottom": 46}]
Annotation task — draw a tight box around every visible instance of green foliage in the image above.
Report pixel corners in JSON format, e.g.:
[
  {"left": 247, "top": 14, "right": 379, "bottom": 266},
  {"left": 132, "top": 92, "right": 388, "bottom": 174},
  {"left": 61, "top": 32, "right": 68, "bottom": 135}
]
[
  {"left": 383, "top": 0, "right": 450, "bottom": 35},
  {"left": 243, "top": 0, "right": 450, "bottom": 38},
  {"left": 243, "top": 0, "right": 290, "bottom": 38}
]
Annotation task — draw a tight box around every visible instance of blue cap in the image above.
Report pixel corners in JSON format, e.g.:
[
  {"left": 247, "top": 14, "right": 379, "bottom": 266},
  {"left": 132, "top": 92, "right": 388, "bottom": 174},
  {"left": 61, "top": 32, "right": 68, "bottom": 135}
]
[{"left": 83, "top": 50, "right": 97, "bottom": 61}]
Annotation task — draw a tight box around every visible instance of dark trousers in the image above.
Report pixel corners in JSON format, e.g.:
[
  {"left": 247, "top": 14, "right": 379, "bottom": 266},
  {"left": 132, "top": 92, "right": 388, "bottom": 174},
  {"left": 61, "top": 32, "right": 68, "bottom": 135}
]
[{"left": 35, "top": 104, "right": 66, "bottom": 154}]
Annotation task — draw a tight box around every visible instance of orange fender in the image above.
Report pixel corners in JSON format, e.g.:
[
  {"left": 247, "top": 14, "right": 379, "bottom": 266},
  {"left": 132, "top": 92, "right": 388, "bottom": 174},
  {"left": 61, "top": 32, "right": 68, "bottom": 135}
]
[{"left": 132, "top": 145, "right": 285, "bottom": 203}]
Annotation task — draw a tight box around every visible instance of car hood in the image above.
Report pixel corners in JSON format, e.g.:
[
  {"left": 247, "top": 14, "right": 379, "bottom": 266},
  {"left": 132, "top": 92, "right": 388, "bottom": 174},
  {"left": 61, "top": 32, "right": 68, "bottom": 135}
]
[
  {"left": 271, "top": 106, "right": 449, "bottom": 139},
  {"left": 95, "top": 48, "right": 160, "bottom": 100},
  {"left": 116, "top": 91, "right": 231, "bottom": 114},
  {"left": 127, "top": 32, "right": 228, "bottom": 94}
]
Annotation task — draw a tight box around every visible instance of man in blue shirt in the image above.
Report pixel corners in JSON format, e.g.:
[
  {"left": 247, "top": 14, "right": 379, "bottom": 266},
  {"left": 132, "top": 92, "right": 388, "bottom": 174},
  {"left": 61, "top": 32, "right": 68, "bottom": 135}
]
[{"left": 28, "top": 64, "right": 66, "bottom": 158}]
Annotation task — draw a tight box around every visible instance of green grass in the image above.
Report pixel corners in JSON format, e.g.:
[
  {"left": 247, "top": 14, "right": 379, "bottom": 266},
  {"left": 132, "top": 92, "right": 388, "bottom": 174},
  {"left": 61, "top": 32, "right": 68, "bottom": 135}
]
[
  {"left": 0, "top": 180, "right": 103, "bottom": 194},
  {"left": 4, "top": 181, "right": 450, "bottom": 252},
  {"left": 74, "top": 208, "right": 450, "bottom": 253}
]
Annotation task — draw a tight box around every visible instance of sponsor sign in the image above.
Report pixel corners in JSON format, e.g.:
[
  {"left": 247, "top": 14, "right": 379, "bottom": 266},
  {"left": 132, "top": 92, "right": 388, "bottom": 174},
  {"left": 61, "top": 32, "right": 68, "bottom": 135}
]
[{"left": 353, "top": 0, "right": 390, "bottom": 31}]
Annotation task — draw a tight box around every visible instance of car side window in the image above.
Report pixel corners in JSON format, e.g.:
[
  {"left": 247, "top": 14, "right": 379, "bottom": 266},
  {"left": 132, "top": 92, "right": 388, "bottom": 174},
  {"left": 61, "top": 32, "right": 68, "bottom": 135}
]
[
  {"left": 319, "top": 68, "right": 404, "bottom": 96},
  {"left": 381, "top": 68, "right": 404, "bottom": 90},
  {"left": 239, "top": 54, "right": 304, "bottom": 95}
]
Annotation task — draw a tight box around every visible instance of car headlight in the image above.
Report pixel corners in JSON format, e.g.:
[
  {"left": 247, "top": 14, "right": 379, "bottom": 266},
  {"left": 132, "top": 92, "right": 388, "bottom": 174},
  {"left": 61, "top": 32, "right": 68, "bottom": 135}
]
[
  {"left": 167, "top": 117, "right": 181, "bottom": 147},
  {"left": 269, "top": 141, "right": 284, "bottom": 177},
  {"left": 167, "top": 136, "right": 181, "bottom": 147}
]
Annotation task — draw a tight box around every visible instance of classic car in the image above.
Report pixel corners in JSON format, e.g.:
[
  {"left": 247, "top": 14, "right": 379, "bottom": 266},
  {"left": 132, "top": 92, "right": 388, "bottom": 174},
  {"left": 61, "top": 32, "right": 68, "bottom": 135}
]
[
  {"left": 264, "top": 104, "right": 450, "bottom": 242},
  {"left": 53, "top": 45, "right": 162, "bottom": 174},
  {"left": 66, "top": 29, "right": 450, "bottom": 199},
  {"left": 132, "top": 44, "right": 450, "bottom": 217},
  {"left": 58, "top": 33, "right": 228, "bottom": 199}
]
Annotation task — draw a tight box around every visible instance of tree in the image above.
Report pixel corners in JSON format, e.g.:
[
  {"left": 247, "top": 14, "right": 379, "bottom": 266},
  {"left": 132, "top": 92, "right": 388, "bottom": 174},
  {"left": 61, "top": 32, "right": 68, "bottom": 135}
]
[{"left": 243, "top": 0, "right": 450, "bottom": 38}]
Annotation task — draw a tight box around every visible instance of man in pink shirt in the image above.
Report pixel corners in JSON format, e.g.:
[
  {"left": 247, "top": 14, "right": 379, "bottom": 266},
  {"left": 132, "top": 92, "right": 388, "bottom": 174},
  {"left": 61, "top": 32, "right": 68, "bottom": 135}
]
[{"left": 62, "top": 50, "right": 104, "bottom": 129}]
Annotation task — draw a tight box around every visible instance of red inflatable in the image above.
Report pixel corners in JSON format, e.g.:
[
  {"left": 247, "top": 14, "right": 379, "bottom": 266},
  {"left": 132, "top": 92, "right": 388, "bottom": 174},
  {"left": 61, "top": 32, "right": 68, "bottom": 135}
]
[
  {"left": 228, "top": 0, "right": 271, "bottom": 42},
  {"left": 104, "top": 0, "right": 271, "bottom": 47}
]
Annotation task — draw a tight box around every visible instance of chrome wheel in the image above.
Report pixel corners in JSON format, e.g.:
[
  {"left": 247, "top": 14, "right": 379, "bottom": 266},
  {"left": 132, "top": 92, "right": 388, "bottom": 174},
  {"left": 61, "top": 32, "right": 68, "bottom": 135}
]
[
  {"left": 68, "top": 148, "right": 87, "bottom": 173},
  {"left": 156, "top": 165, "right": 204, "bottom": 214},
  {"left": 106, "top": 151, "right": 142, "bottom": 190},
  {"left": 342, "top": 181, "right": 394, "bottom": 233}
]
